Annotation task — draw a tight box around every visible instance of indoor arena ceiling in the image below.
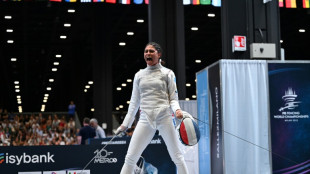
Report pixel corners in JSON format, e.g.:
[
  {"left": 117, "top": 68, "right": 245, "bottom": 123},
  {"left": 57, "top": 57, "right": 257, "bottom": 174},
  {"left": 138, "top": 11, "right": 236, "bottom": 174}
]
[{"left": 0, "top": 2, "right": 310, "bottom": 114}]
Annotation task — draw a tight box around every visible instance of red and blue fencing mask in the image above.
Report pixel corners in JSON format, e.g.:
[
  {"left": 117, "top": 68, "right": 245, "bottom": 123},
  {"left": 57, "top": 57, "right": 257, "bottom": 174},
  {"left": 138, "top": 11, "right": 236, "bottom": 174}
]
[{"left": 178, "top": 111, "right": 200, "bottom": 146}]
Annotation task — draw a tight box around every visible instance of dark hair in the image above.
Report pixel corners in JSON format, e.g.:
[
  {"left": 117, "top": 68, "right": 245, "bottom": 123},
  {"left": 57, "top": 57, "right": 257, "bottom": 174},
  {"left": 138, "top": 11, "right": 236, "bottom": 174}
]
[
  {"left": 83, "top": 117, "right": 90, "bottom": 124},
  {"left": 145, "top": 42, "right": 165, "bottom": 65},
  {"left": 145, "top": 42, "right": 162, "bottom": 54}
]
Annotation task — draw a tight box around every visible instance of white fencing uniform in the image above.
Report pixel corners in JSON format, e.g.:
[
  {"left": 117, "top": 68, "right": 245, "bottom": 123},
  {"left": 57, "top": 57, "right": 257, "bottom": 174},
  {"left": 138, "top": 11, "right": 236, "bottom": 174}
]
[{"left": 120, "top": 63, "right": 189, "bottom": 174}]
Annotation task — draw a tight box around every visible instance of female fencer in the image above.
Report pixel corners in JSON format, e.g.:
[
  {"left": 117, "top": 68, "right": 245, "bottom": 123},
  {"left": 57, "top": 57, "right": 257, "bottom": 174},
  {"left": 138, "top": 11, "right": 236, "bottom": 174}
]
[{"left": 116, "top": 42, "right": 189, "bottom": 174}]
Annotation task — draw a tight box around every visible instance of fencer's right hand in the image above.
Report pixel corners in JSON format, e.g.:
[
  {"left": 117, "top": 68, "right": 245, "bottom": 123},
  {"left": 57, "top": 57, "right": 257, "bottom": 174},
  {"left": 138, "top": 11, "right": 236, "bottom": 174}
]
[{"left": 115, "top": 125, "right": 127, "bottom": 135}]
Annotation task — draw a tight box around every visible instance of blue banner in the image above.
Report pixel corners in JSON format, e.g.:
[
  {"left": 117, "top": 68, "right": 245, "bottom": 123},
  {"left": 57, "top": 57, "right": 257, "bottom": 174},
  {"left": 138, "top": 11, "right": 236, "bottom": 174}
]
[
  {"left": 196, "top": 68, "right": 210, "bottom": 174},
  {"left": 268, "top": 62, "right": 310, "bottom": 174}
]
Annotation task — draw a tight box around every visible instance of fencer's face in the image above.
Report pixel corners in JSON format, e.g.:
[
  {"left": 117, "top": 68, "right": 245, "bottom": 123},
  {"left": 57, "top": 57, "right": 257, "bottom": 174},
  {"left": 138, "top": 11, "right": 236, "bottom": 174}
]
[{"left": 144, "top": 45, "right": 161, "bottom": 66}]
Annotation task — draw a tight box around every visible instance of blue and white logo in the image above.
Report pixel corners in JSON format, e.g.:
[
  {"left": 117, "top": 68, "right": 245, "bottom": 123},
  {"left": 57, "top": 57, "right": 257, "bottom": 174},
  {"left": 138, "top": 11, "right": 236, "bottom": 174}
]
[{"left": 279, "top": 87, "right": 301, "bottom": 111}]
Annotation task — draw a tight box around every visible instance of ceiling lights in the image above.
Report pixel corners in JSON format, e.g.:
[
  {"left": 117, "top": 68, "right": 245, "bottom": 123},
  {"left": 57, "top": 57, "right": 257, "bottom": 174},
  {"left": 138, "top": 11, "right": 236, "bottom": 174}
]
[
  {"left": 7, "top": 40, "right": 14, "bottom": 44},
  {"left": 68, "top": 9, "right": 75, "bottom": 13},
  {"left": 299, "top": 29, "right": 306, "bottom": 32},
  {"left": 127, "top": 32, "right": 134, "bottom": 35},
  {"left": 38, "top": 6, "right": 76, "bottom": 112},
  {"left": 4, "top": 16, "right": 12, "bottom": 19},
  {"left": 6, "top": 29, "right": 13, "bottom": 32},
  {"left": 191, "top": 27, "right": 198, "bottom": 31},
  {"left": 208, "top": 13, "right": 215, "bottom": 17},
  {"left": 119, "top": 42, "right": 126, "bottom": 46},
  {"left": 18, "top": 106, "right": 22, "bottom": 113},
  {"left": 195, "top": 59, "right": 201, "bottom": 63},
  {"left": 137, "top": 19, "right": 144, "bottom": 23},
  {"left": 64, "top": 23, "right": 71, "bottom": 27},
  {"left": 83, "top": 81, "right": 93, "bottom": 92},
  {"left": 17, "top": 94, "right": 22, "bottom": 106},
  {"left": 11, "top": 58, "right": 17, "bottom": 62},
  {"left": 41, "top": 105, "right": 45, "bottom": 112}
]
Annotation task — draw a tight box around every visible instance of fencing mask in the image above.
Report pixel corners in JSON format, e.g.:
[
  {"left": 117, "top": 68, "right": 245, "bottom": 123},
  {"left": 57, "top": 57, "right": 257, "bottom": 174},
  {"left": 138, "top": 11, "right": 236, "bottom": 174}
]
[{"left": 178, "top": 111, "right": 200, "bottom": 146}]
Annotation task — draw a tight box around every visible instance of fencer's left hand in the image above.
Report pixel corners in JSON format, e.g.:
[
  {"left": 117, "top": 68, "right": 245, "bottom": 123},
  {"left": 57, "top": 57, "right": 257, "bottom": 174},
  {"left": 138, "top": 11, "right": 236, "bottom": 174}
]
[{"left": 175, "top": 109, "right": 183, "bottom": 119}]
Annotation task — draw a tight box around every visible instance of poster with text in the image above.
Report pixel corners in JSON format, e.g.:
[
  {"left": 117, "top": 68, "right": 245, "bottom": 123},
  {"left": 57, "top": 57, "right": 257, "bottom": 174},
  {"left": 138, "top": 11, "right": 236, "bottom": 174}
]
[
  {"left": 268, "top": 62, "right": 310, "bottom": 174},
  {"left": 208, "top": 63, "right": 224, "bottom": 174}
]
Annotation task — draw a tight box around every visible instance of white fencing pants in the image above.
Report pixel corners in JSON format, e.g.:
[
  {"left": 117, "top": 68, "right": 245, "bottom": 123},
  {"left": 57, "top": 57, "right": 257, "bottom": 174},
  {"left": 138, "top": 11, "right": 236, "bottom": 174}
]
[{"left": 120, "top": 113, "right": 189, "bottom": 174}]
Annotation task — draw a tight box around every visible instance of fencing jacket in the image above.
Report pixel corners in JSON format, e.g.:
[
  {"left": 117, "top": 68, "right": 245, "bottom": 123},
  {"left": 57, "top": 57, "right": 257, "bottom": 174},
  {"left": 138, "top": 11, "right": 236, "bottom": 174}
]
[{"left": 122, "top": 63, "right": 181, "bottom": 128}]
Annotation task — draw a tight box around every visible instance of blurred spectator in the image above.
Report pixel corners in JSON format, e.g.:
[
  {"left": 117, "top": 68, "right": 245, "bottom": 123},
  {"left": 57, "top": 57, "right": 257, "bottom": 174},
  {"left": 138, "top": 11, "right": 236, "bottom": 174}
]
[
  {"left": 0, "top": 110, "right": 80, "bottom": 146},
  {"left": 67, "top": 117, "right": 76, "bottom": 134},
  {"left": 68, "top": 101, "right": 76, "bottom": 118},
  {"left": 77, "top": 117, "right": 96, "bottom": 145},
  {"left": 52, "top": 114, "right": 60, "bottom": 129},
  {"left": 90, "top": 118, "right": 106, "bottom": 139}
]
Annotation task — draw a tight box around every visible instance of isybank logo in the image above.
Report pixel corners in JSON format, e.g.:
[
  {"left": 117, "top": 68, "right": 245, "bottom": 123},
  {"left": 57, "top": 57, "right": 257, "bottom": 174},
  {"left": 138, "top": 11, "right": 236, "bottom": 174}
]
[
  {"left": 0, "top": 153, "right": 4, "bottom": 164},
  {"left": 0, "top": 152, "right": 55, "bottom": 165}
]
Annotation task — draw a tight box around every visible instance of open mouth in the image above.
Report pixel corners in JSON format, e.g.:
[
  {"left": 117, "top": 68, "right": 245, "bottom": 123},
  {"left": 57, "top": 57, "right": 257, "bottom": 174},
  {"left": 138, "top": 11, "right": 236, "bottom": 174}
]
[{"left": 146, "top": 57, "right": 152, "bottom": 61}]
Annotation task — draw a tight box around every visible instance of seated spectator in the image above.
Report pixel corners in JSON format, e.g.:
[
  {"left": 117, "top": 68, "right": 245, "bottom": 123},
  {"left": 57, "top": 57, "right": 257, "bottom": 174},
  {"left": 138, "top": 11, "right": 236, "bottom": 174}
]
[
  {"left": 67, "top": 117, "right": 76, "bottom": 134},
  {"left": 52, "top": 114, "right": 60, "bottom": 129},
  {"left": 0, "top": 111, "right": 80, "bottom": 146}
]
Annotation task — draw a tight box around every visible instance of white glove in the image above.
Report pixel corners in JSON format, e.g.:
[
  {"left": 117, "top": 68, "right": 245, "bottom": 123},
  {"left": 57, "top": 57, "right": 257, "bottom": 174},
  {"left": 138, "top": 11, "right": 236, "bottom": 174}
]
[
  {"left": 183, "top": 111, "right": 194, "bottom": 120},
  {"left": 115, "top": 125, "right": 127, "bottom": 135}
]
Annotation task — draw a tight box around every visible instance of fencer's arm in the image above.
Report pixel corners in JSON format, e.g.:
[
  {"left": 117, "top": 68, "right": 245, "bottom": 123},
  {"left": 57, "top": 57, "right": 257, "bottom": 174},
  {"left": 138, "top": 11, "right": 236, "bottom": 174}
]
[
  {"left": 121, "top": 73, "right": 141, "bottom": 128},
  {"left": 167, "top": 71, "right": 182, "bottom": 119}
]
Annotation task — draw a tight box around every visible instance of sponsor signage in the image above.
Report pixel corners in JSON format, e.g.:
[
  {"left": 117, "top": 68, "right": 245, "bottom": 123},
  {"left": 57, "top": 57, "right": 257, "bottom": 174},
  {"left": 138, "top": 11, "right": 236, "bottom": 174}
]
[
  {"left": 268, "top": 62, "right": 310, "bottom": 173},
  {"left": 208, "top": 63, "right": 224, "bottom": 174},
  {"left": 4, "top": 152, "right": 54, "bottom": 165},
  {"left": 43, "top": 171, "right": 66, "bottom": 174},
  {"left": 0, "top": 136, "right": 175, "bottom": 174},
  {"left": 67, "top": 170, "right": 90, "bottom": 174}
]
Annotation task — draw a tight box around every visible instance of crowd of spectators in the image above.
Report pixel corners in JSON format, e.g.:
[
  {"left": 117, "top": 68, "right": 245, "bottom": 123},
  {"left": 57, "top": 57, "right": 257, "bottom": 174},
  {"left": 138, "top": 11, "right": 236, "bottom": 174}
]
[{"left": 0, "top": 108, "right": 78, "bottom": 146}]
